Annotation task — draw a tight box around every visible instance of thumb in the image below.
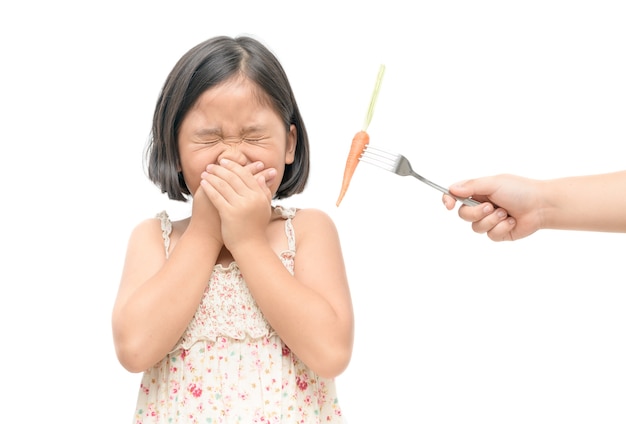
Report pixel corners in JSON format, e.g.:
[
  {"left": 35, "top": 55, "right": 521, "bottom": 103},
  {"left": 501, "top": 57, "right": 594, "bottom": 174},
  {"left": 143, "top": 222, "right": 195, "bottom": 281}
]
[
  {"left": 448, "top": 179, "right": 473, "bottom": 197},
  {"left": 449, "top": 177, "right": 498, "bottom": 199}
]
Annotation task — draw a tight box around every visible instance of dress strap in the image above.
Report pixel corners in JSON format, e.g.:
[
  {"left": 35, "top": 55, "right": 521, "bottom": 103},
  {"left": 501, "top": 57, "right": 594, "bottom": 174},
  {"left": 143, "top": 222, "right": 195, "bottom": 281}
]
[
  {"left": 155, "top": 211, "right": 172, "bottom": 259},
  {"left": 273, "top": 205, "right": 296, "bottom": 252},
  {"left": 284, "top": 215, "right": 296, "bottom": 252}
]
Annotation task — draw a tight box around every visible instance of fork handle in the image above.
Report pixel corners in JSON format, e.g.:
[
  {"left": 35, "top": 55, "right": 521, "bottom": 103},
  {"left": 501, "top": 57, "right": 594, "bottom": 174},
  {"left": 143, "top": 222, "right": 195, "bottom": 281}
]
[
  {"left": 446, "top": 191, "right": 481, "bottom": 207},
  {"left": 410, "top": 171, "right": 481, "bottom": 207}
]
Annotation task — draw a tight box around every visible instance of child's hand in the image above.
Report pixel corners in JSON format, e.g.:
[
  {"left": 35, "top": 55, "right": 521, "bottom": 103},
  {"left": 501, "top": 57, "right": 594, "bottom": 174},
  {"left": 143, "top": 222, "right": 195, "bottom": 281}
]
[
  {"left": 200, "top": 160, "right": 277, "bottom": 250},
  {"left": 189, "top": 183, "right": 223, "bottom": 245}
]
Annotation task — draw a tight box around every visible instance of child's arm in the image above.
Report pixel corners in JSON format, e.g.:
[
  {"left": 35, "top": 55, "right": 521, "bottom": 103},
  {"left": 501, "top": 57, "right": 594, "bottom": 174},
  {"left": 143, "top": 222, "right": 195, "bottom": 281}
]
[
  {"left": 202, "top": 159, "right": 354, "bottom": 379},
  {"left": 233, "top": 208, "right": 354, "bottom": 379},
  {"left": 112, "top": 188, "right": 223, "bottom": 373}
]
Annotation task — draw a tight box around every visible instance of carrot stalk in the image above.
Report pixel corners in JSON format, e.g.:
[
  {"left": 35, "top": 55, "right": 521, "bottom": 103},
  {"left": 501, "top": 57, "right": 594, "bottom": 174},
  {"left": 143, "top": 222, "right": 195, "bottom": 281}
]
[
  {"left": 336, "top": 64, "right": 385, "bottom": 207},
  {"left": 362, "top": 64, "right": 385, "bottom": 131}
]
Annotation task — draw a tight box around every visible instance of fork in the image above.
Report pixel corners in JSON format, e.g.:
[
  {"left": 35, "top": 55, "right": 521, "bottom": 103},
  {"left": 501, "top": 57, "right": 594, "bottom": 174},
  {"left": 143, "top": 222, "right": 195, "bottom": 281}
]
[{"left": 359, "top": 145, "right": 481, "bottom": 206}]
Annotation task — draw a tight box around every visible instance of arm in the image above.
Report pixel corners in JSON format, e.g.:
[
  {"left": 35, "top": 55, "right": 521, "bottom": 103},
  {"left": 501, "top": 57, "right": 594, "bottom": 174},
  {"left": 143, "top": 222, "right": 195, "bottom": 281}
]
[
  {"left": 112, "top": 187, "right": 223, "bottom": 373},
  {"left": 202, "top": 160, "right": 354, "bottom": 379},
  {"left": 443, "top": 171, "right": 626, "bottom": 241},
  {"left": 113, "top": 161, "right": 277, "bottom": 372},
  {"left": 235, "top": 209, "right": 354, "bottom": 379}
]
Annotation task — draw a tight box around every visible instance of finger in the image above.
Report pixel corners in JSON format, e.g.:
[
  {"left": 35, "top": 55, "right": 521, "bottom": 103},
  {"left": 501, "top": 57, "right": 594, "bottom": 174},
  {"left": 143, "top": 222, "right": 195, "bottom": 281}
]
[
  {"left": 448, "top": 180, "right": 472, "bottom": 197},
  {"left": 486, "top": 217, "right": 517, "bottom": 241},
  {"left": 215, "top": 160, "right": 276, "bottom": 189},
  {"left": 258, "top": 167, "right": 277, "bottom": 185},
  {"left": 199, "top": 171, "right": 230, "bottom": 207},
  {"left": 442, "top": 194, "right": 456, "bottom": 210},
  {"left": 449, "top": 177, "right": 500, "bottom": 200},
  {"left": 255, "top": 168, "right": 277, "bottom": 188},
  {"left": 203, "top": 160, "right": 270, "bottom": 209},
  {"left": 200, "top": 164, "right": 243, "bottom": 207},
  {"left": 254, "top": 175, "right": 274, "bottom": 203},
  {"left": 244, "top": 161, "right": 265, "bottom": 175},
  {"left": 470, "top": 207, "right": 510, "bottom": 234},
  {"left": 206, "top": 160, "right": 255, "bottom": 194},
  {"left": 457, "top": 202, "right": 494, "bottom": 223}
]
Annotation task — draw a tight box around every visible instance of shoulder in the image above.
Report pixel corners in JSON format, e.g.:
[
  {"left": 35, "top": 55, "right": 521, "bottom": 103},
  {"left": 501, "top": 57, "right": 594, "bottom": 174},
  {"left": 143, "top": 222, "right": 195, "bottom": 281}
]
[
  {"left": 127, "top": 214, "right": 168, "bottom": 246},
  {"left": 289, "top": 208, "right": 344, "bottom": 258},
  {"left": 292, "top": 207, "right": 332, "bottom": 221},
  {"left": 128, "top": 211, "right": 186, "bottom": 245},
  {"left": 131, "top": 215, "right": 163, "bottom": 235},
  {"left": 126, "top": 212, "right": 190, "bottom": 258},
  {"left": 292, "top": 207, "right": 339, "bottom": 235},
  {"left": 131, "top": 211, "right": 189, "bottom": 233}
]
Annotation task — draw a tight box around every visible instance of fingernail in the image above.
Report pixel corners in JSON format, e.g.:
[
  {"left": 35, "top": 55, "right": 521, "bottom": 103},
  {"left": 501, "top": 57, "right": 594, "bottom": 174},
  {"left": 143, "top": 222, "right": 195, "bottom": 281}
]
[
  {"left": 483, "top": 204, "right": 493, "bottom": 213},
  {"left": 497, "top": 210, "right": 507, "bottom": 218}
]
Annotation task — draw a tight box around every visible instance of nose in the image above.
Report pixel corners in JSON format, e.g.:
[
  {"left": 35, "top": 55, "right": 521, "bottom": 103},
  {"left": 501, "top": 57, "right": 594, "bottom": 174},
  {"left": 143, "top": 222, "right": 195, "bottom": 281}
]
[{"left": 216, "top": 143, "right": 248, "bottom": 166}]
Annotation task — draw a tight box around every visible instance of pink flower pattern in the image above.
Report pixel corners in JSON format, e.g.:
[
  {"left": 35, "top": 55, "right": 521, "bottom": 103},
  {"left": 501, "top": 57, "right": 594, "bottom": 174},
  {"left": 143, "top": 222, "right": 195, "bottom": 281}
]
[{"left": 133, "top": 208, "right": 345, "bottom": 423}]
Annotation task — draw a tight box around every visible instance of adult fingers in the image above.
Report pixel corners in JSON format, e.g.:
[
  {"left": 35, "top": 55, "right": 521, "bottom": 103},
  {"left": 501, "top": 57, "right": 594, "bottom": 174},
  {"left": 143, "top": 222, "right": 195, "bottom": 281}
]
[
  {"left": 468, "top": 207, "right": 511, "bottom": 234},
  {"left": 485, "top": 217, "right": 518, "bottom": 242}
]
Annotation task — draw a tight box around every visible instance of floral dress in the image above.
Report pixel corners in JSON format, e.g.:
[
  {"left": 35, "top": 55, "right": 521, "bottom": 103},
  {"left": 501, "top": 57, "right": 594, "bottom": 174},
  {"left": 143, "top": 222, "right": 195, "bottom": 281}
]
[{"left": 132, "top": 206, "right": 345, "bottom": 423}]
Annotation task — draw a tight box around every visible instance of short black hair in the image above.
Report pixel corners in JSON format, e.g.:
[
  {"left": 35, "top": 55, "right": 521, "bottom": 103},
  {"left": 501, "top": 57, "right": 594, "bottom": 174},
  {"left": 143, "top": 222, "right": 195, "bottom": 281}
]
[{"left": 145, "top": 35, "right": 310, "bottom": 201}]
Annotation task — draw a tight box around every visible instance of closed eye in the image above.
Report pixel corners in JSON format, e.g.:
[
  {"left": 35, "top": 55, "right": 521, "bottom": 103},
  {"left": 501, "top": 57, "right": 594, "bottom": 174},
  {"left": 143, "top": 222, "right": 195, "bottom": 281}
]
[
  {"left": 243, "top": 136, "right": 266, "bottom": 144},
  {"left": 201, "top": 139, "right": 221, "bottom": 146}
]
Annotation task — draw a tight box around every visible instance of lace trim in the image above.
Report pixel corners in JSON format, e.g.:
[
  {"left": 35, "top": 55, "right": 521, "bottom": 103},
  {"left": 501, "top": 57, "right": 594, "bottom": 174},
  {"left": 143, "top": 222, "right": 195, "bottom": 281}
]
[
  {"left": 157, "top": 207, "right": 295, "bottom": 259},
  {"left": 156, "top": 211, "right": 171, "bottom": 259},
  {"left": 274, "top": 205, "right": 296, "bottom": 252}
]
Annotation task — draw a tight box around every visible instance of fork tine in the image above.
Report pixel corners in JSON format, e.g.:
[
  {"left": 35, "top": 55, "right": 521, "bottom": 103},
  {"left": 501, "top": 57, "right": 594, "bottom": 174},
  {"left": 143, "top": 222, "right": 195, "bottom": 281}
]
[
  {"left": 361, "top": 145, "right": 399, "bottom": 160},
  {"left": 359, "top": 145, "right": 400, "bottom": 172},
  {"left": 360, "top": 145, "right": 482, "bottom": 206}
]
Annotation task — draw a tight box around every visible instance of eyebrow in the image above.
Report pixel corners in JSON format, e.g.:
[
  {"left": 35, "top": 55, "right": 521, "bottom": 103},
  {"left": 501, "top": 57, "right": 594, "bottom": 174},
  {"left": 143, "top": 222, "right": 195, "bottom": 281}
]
[
  {"left": 194, "top": 125, "right": 267, "bottom": 137},
  {"left": 194, "top": 128, "right": 221, "bottom": 137}
]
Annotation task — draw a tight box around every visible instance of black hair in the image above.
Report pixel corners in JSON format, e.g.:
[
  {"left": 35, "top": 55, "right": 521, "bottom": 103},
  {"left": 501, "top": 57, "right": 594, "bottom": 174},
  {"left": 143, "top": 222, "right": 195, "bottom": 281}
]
[{"left": 145, "top": 35, "right": 310, "bottom": 201}]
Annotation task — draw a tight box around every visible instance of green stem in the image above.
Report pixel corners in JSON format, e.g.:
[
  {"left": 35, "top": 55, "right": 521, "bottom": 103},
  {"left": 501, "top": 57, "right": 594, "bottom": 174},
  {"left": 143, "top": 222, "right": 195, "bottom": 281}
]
[{"left": 362, "top": 64, "right": 386, "bottom": 131}]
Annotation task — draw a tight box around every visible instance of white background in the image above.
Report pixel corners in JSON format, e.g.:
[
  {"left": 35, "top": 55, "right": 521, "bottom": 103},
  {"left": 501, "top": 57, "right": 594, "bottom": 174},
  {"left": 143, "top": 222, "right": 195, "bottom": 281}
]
[{"left": 1, "top": 1, "right": 625, "bottom": 423}]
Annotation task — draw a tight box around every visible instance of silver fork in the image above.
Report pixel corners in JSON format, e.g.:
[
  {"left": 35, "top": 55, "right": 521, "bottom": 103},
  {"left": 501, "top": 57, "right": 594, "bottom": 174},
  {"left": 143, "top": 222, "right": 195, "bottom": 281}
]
[{"left": 360, "top": 145, "right": 481, "bottom": 206}]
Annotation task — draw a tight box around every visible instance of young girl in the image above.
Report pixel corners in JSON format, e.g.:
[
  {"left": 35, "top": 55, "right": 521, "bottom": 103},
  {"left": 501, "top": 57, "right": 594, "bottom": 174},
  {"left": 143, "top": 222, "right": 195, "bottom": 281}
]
[{"left": 112, "top": 35, "right": 354, "bottom": 423}]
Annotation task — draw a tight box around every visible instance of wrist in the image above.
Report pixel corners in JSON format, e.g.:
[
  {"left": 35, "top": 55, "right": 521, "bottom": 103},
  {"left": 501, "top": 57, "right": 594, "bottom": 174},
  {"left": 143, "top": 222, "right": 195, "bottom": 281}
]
[
  {"left": 186, "top": 219, "right": 223, "bottom": 248},
  {"left": 227, "top": 236, "right": 268, "bottom": 259},
  {"left": 536, "top": 178, "right": 560, "bottom": 230}
]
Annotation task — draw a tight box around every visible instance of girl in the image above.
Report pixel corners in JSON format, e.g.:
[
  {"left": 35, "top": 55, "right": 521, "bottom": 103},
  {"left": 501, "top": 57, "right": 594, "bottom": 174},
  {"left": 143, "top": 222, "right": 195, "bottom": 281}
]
[{"left": 112, "top": 35, "right": 354, "bottom": 423}]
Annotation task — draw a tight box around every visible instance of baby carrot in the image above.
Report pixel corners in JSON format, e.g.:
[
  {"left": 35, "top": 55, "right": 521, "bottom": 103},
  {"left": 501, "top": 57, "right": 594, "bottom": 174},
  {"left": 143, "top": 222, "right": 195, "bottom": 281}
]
[{"left": 336, "top": 64, "right": 385, "bottom": 207}]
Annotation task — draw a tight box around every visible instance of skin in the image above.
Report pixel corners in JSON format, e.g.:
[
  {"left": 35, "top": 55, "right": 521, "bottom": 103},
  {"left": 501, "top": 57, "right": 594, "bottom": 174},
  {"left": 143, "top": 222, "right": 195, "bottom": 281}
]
[
  {"left": 442, "top": 171, "right": 626, "bottom": 241},
  {"left": 112, "top": 76, "right": 354, "bottom": 379}
]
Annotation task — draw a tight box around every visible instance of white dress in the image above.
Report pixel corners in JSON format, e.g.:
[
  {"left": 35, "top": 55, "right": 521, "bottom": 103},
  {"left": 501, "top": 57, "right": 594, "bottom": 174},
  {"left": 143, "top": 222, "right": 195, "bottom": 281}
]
[{"left": 132, "top": 206, "right": 345, "bottom": 423}]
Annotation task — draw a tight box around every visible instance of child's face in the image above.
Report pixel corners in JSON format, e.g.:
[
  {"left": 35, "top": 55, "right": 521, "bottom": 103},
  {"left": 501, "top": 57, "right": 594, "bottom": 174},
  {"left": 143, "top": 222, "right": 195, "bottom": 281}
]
[{"left": 178, "top": 76, "right": 296, "bottom": 196}]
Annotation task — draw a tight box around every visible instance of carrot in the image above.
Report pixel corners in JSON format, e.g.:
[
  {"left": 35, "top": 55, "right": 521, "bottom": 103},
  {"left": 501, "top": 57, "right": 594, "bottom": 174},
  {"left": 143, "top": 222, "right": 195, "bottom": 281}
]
[
  {"left": 336, "top": 131, "right": 370, "bottom": 206},
  {"left": 336, "top": 64, "right": 385, "bottom": 207}
]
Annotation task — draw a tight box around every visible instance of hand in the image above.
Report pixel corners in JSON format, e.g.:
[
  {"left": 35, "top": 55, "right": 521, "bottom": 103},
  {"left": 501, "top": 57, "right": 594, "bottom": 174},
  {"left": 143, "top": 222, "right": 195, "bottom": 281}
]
[
  {"left": 200, "top": 160, "right": 277, "bottom": 250},
  {"left": 443, "top": 174, "right": 543, "bottom": 241},
  {"left": 189, "top": 182, "right": 223, "bottom": 245}
]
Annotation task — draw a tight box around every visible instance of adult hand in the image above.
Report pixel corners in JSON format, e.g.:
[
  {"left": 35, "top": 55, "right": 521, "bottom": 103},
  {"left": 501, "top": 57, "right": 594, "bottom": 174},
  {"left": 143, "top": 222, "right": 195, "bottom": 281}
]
[{"left": 443, "top": 174, "right": 543, "bottom": 241}]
